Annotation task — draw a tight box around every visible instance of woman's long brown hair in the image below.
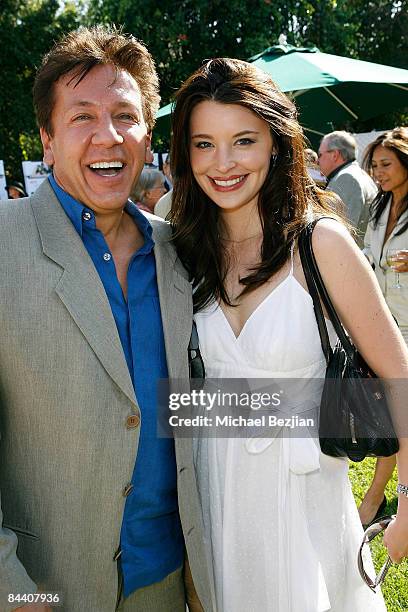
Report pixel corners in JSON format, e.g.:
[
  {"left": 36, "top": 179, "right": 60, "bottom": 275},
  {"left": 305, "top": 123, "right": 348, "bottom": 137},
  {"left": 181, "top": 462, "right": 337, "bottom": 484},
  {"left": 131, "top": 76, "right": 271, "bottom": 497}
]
[{"left": 170, "top": 58, "right": 342, "bottom": 311}]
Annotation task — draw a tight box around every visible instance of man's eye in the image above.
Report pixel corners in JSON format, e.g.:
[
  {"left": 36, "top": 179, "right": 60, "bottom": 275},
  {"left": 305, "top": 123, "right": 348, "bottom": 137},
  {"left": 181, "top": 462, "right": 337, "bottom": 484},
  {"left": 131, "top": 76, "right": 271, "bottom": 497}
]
[
  {"left": 118, "top": 113, "right": 138, "bottom": 122},
  {"left": 73, "top": 114, "right": 91, "bottom": 121},
  {"left": 195, "top": 141, "right": 213, "bottom": 149}
]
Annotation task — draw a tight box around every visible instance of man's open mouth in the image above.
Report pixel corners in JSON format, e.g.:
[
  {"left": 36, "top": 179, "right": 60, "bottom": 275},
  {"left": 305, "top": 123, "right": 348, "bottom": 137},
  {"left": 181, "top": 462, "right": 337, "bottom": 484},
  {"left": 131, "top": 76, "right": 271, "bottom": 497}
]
[{"left": 88, "top": 161, "right": 124, "bottom": 176}]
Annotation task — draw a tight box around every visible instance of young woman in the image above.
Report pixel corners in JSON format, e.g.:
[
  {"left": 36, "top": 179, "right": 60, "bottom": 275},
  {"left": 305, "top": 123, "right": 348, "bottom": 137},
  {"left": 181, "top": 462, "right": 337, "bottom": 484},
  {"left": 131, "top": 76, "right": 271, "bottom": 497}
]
[
  {"left": 358, "top": 128, "right": 408, "bottom": 528},
  {"left": 170, "top": 58, "right": 408, "bottom": 611}
]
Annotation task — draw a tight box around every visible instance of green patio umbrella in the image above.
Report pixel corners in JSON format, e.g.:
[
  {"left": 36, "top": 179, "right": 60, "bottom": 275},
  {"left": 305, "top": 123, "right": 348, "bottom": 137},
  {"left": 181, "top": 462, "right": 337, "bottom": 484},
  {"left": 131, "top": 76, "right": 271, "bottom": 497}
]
[
  {"left": 249, "top": 44, "right": 408, "bottom": 137},
  {"left": 156, "top": 44, "right": 408, "bottom": 143}
]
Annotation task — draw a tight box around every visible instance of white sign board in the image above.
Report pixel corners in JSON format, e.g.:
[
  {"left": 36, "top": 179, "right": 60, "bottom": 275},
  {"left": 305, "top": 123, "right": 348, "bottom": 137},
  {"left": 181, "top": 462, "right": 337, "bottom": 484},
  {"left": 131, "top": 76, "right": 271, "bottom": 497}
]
[
  {"left": 22, "top": 161, "right": 51, "bottom": 196},
  {"left": 353, "top": 130, "right": 388, "bottom": 166},
  {"left": 0, "top": 161, "right": 6, "bottom": 199}
]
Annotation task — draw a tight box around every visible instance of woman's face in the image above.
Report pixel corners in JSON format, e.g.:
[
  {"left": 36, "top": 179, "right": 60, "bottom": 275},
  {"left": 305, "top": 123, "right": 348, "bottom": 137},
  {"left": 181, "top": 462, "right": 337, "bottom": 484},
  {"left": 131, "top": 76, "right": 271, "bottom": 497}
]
[
  {"left": 189, "top": 101, "right": 274, "bottom": 214},
  {"left": 371, "top": 145, "right": 408, "bottom": 195}
]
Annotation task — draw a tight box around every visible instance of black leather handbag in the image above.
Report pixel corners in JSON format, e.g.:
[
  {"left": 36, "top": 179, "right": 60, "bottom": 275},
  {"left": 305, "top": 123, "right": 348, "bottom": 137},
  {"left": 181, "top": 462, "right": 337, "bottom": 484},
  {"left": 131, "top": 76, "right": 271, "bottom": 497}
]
[{"left": 299, "top": 220, "right": 399, "bottom": 462}]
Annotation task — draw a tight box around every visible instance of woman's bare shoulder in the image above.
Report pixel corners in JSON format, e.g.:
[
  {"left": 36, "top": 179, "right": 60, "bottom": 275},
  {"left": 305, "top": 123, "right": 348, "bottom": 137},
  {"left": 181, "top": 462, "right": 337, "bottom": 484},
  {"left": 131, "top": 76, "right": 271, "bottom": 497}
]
[{"left": 309, "top": 217, "right": 365, "bottom": 271}]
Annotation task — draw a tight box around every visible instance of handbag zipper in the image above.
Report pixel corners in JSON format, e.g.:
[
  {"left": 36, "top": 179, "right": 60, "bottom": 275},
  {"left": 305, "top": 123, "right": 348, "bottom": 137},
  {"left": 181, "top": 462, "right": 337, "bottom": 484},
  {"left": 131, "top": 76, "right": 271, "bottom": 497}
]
[{"left": 350, "top": 413, "right": 357, "bottom": 444}]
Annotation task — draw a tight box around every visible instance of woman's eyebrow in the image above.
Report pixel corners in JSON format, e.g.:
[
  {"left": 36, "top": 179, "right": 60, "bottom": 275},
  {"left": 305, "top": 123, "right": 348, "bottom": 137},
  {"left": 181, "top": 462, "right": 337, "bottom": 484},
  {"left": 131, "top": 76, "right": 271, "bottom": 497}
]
[{"left": 191, "top": 130, "right": 260, "bottom": 139}]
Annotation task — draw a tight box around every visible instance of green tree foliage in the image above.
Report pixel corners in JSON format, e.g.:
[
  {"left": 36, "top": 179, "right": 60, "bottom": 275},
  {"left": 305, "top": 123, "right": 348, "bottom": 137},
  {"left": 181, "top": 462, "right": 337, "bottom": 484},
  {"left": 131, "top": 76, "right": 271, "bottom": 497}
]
[
  {"left": 86, "top": 0, "right": 284, "bottom": 102},
  {"left": 0, "top": 0, "right": 80, "bottom": 179},
  {"left": 0, "top": 0, "right": 406, "bottom": 176},
  {"left": 86, "top": 0, "right": 407, "bottom": 100},
  {"left": 86, "top": 0, "right": 407, "bottom": 147}
]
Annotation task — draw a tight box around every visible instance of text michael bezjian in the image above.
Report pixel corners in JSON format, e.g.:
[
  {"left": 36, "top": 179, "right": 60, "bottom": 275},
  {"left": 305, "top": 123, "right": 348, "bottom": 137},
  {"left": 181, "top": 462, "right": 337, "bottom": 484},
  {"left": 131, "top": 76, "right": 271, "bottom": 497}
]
[{"left": 168, "top": 414, "right": 315, "bottom": 428}]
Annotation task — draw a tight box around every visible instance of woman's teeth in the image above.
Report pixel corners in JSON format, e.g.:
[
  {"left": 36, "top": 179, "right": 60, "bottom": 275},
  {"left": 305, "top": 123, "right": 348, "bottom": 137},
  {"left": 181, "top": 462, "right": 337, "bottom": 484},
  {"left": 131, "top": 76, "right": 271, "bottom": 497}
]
[{"left": 212, "top": 176, "right": 245, "bottom": 187}]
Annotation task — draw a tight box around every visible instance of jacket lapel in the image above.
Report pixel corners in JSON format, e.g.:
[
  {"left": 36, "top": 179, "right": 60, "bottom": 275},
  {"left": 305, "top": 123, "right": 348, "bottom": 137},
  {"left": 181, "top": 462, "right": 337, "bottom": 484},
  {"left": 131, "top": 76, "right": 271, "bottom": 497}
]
[
  {"left": 30, "top": 180, "right": 137, "bottom": 407},
  {"left": 151, "top": 220, "right": 193, "bottom": 379},
  {"left": 378, "top": 199, "right": 408, "bottom": 265},
  {"left": 376, "top": 200, "right": 390, "bottom": 265}
]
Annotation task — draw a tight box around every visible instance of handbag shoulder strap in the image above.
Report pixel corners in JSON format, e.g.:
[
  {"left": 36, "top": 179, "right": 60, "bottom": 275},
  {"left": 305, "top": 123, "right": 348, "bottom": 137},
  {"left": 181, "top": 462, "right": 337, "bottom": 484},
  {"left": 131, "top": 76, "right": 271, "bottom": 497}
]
[
  {"left": 298, "top": 222, "right": 332, "bottom": 364},
  {"left": 299, "top": 218, "right": 356, "bottom": 361}
]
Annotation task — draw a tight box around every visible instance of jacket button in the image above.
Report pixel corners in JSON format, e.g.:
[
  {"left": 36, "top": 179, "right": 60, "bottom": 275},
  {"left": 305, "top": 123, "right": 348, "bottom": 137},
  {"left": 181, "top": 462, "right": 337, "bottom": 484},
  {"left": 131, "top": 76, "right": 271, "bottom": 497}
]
[
  {"left": 126, "top": 414, "right": 140, "bottom": 428},
  {"left": 123, "top": 483, "right": 134, "bottom": 497}
]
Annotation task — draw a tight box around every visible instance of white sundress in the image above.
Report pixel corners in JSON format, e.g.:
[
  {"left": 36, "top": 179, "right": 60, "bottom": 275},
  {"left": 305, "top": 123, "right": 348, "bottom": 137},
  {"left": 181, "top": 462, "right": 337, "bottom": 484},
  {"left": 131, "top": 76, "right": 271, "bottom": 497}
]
[{"left": 193, "top": 248, "right": 386, "bottom": 612}]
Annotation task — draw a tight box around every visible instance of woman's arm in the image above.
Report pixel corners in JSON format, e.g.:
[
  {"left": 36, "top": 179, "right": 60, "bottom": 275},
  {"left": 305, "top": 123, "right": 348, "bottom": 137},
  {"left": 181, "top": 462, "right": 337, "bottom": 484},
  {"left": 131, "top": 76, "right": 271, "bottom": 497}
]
[
  {"left": 312, "top": 218, "right": 407, "bottom": 375},
  {"left": 312, "top": 218, "right": 408, "bottom": 562}
]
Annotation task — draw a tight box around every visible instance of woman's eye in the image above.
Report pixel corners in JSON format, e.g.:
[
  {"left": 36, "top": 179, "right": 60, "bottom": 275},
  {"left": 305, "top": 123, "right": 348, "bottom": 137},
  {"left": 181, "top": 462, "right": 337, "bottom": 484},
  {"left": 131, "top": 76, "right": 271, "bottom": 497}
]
[
  {"left": 236, "top": 138, "right": 255, "bottom": 145},
  {"left": 195, "top": 141, "right": 213, "bottom": 149}
]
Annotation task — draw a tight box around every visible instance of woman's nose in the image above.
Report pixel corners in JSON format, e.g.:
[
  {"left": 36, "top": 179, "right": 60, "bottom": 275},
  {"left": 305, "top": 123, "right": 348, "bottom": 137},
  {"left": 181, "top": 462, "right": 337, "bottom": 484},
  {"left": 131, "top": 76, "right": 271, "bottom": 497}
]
[{"left": 215, "top": 147, "right": 236, "bottom": 173}]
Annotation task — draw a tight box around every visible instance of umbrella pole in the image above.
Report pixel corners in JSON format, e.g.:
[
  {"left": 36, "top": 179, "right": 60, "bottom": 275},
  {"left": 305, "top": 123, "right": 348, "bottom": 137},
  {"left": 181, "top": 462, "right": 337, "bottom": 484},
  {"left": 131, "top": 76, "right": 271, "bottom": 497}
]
[{"left": 323, "top": 87, "right": 359, "bottom": 119}]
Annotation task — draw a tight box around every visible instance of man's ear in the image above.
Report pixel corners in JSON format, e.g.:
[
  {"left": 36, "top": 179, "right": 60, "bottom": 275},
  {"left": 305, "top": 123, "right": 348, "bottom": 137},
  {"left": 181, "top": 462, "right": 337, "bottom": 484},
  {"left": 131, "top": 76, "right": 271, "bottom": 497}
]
[
  {"left": 145, "top": 133, "right": 153, "bottom": 164},
  {"left": 40, "top": 128, "right": 55, "bottom": 167}
]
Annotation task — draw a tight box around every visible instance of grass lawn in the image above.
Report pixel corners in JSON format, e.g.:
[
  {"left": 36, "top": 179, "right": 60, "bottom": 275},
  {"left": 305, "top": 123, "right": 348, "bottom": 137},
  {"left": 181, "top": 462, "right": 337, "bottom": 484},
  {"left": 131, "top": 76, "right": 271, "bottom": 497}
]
[{"left": 350, "top": 458, "right": 408, "bottom": 611}]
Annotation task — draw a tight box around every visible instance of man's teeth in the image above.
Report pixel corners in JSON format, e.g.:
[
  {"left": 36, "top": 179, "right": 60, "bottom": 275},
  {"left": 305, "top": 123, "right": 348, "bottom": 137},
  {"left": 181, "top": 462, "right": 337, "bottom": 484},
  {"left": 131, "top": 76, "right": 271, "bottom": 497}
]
[
  {"left": 213, "top": 176, "right": 245, "bottom": 187},
  {"left": 89, "top": 161, "right": 123, "bottom": 169}
]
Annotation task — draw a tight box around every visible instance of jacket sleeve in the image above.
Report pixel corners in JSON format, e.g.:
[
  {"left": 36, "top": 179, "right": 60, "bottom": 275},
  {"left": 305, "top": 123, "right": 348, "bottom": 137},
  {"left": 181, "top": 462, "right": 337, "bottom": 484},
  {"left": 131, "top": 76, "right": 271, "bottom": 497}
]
[
  {"left": 0, "top": 491, "right": 38, "bottom": 611},
  {"left": 363, "top": 221, "right": 374, "bottom": 264}
]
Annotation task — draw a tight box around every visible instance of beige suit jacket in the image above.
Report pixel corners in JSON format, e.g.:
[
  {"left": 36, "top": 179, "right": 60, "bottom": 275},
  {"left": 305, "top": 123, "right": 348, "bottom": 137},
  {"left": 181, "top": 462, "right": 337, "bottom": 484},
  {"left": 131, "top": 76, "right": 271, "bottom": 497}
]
[
  {"left": 364, "top": 197, "right": 408, "bottom": 328},
  {"left": 327, "top": 160, "right": 377, "bottom": 245},
  {"left": 0, "top": 181, "right": 213, "bottom": 611}
]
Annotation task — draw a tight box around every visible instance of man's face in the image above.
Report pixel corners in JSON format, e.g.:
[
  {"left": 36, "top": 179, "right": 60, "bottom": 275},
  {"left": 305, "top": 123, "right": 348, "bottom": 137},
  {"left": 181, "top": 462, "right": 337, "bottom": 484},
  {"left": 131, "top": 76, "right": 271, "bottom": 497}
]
[
  {"left": 318, "top": 139, "right": 340, "bottom": 177},
  {"left": 40, "top": 63, "right": 151, "bottom": 214}
]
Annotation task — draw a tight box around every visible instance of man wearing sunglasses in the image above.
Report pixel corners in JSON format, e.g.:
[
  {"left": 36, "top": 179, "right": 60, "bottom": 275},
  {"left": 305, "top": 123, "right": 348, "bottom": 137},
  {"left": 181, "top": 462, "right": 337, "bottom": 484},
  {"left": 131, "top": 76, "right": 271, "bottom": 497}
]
[{"left": 318, "top": 130, "right": 377, "bottom": 244}]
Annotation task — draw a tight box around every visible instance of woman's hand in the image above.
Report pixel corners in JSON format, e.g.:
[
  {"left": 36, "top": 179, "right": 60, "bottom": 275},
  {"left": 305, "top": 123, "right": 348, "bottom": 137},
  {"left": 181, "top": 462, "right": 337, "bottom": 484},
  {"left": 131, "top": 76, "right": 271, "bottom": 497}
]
[{"left": 383, "top": 515, "right": 408, "bottom": 562}]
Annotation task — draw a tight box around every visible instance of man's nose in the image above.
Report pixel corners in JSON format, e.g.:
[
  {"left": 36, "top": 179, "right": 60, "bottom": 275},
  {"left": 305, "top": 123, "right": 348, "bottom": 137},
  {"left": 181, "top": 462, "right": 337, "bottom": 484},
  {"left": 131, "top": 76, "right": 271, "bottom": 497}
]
[{"left": 92, "top": 117, "right": 124, "bottom": 146}]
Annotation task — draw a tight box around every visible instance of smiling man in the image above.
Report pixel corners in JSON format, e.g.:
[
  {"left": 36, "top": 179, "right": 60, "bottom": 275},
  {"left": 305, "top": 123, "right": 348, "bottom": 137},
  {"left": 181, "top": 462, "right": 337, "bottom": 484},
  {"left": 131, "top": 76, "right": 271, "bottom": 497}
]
[{"left": 0, "top": 26, "right": 209, "bottom": 612}]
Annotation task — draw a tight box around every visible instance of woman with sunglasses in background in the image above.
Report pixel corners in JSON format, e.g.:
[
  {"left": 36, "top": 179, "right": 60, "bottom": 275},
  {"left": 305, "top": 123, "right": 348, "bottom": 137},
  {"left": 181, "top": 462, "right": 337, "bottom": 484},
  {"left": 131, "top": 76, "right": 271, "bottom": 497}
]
[
  {"left": 357, "top": 128, "right": 408, "bottom": 530},
  {"left": 170, "top": 59, "right": 408, "bottom": 611}
]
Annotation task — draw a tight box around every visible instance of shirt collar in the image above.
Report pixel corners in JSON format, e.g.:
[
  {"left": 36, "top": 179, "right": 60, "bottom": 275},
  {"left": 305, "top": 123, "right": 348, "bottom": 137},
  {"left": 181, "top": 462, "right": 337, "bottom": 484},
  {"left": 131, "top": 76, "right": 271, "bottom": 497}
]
[
  {"left": 48, "top": 174, "right": 154, "bottom": 249},
  {"left": 326, "top": 159, "right": 356, "bottom": 183}
]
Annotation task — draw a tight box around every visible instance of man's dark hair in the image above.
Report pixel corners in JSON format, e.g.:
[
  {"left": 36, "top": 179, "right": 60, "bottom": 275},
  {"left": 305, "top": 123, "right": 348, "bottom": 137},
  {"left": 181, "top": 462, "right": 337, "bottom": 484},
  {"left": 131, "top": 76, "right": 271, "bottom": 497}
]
[{"left": 33, "top": 24, "right": 160, "bottom": 135}]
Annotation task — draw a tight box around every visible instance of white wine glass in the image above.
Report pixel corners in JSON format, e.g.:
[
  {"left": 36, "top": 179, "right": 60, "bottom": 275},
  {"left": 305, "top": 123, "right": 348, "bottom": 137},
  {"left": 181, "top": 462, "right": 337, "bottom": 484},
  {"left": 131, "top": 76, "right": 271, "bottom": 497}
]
[{"left": 386, "top": 248, "right": 408, "bottom": 290}]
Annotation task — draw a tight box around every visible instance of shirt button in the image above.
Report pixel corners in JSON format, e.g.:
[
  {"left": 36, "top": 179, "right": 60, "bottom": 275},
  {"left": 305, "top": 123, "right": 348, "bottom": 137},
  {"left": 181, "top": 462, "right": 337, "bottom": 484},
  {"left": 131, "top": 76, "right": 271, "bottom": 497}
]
[
  {"left": 82, "top": 211, "right": 92, "bottom": 221},
  {"left": 103, "top": 253, "right": 112, "bottom": 262},
  {"left": 126, "top": 414, "right": 140, "bottom": 429},
  {"left": 123, "top": 483, "right": 134, "bottom": 497}
]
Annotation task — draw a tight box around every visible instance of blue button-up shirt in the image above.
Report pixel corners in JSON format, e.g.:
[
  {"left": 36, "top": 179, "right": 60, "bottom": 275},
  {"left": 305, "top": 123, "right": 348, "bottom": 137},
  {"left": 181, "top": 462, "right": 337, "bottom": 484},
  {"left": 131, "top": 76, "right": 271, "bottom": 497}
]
[{"left": 49, "top": 176, "right": 184, "bottom": 596}]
